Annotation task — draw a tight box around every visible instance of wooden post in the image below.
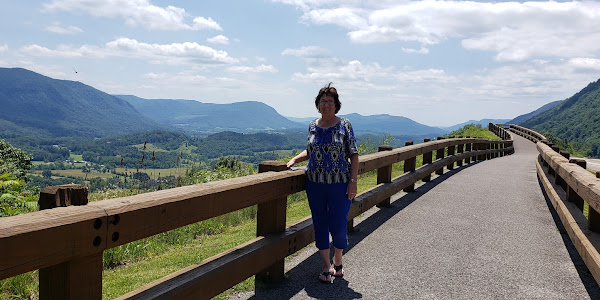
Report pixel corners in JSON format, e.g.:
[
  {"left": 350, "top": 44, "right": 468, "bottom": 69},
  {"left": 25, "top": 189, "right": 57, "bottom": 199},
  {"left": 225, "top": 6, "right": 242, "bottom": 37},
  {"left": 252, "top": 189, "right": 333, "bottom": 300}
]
[
  {"left": 403, "top": 141, "right": 416, "bottom": 192},
  {"left": 456, "top": 141, "right": 464, "bottom": 167},
  {"left": 589, "top": 208, "right": 600, "bottom": 233},
  {"left": 38, "top": 184, "right": 88, "bottom": 209},
  {"left": 465, "top": 137, "right": 472, "bottom": 164},
  {"left": 422, "top": 138, "right": 432, "bottom": 182},
  {"left": 588, "top": 172, "right": 600, "bottom": 232},
  {"left": 567, "top": 158, "right": 586, "bottom": 212},
  {"left": 256, "top": 161, "right": 288, "bottom": 283},
  {"left": 554, "top": 152, "right": 569, "bottom": 192},
  {"left": 436, "top": 137, "right": 445, "bottom": 175},
  {"left": 447, "top": 139, "right": 455, "bottom": 170},
  {"left": 376, "top": 145, "right": 393, "bottom": 207},
  {"left": 38, "top": 184, "right": 103, "bottom": 300},
  {"left": 482, "top": 142, "right": 487, "bottom": 160}
]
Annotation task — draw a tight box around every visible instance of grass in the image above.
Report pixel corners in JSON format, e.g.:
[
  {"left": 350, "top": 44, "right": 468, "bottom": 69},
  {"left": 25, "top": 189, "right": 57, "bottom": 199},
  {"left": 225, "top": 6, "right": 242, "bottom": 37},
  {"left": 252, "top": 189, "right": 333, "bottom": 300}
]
[
  {"left": 32, "top": 169, "right": 116, "bottom": 179},
  {"left": 132, "top": 143, "right": 168, "bottom": 153},
  {"left": 113, "top": 167, "right": 188, "bottom": 178}
]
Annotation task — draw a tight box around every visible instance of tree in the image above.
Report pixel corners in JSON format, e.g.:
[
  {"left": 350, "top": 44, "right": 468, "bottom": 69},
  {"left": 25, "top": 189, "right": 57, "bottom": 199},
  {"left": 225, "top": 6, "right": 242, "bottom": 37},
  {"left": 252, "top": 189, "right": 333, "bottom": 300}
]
[
  {"left": 42, "top": 170, "right": 53, "bottom": 178},
  {"left": 0, "top": 138, "right": 32, "bottom": 179}
]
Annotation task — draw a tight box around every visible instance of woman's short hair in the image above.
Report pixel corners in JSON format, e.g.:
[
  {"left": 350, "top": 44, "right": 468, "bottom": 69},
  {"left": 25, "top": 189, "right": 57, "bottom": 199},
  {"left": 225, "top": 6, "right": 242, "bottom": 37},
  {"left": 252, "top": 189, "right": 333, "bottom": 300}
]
[{"left": 315, "top": 82, "right": 341, "bottom": 114}]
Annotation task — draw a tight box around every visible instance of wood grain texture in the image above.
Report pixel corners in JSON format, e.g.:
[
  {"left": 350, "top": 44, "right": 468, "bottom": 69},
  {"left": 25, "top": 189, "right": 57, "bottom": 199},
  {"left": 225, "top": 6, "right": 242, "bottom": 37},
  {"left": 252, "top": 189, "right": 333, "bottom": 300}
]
[
  {"left": 537, "top": 142, "right": 600, "bottom": 213},
  {"left": 536, "top": 158, "right": 600, "bottom": 285}
]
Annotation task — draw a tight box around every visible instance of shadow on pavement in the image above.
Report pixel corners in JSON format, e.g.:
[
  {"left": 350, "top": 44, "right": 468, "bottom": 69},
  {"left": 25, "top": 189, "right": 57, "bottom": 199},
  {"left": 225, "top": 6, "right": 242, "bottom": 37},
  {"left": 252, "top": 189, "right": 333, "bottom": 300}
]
[{"left": 537, "top": 177, "right": 600, "bottom": 299}]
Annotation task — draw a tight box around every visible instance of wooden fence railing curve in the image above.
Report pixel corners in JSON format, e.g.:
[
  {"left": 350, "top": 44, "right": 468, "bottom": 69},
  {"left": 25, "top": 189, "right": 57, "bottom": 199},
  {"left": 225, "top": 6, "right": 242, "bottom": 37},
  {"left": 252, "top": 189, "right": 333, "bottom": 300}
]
[
  {"left": 1, "top": 124, "right": 513, "bottom": 299},
  {"left": 509, "top": 124, "right": 600, "bottom": 285}
]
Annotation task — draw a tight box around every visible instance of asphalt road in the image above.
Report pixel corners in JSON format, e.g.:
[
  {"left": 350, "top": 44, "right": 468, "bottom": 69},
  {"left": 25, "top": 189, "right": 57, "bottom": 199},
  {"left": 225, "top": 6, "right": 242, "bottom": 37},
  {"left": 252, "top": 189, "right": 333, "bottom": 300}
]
[{"left": 231, "top": 134, "right": 600, "bottom": 299}]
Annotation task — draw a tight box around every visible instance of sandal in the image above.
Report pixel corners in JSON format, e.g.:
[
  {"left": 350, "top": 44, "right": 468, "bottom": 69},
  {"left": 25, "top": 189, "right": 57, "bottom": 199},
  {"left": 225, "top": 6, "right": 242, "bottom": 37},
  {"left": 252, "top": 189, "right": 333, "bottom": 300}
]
[
  {"left": 318, "top": 271, "right": 333, "bottom": 283},
  {"left": 333, "top": 264, "right": 344, "bottom": 277}
]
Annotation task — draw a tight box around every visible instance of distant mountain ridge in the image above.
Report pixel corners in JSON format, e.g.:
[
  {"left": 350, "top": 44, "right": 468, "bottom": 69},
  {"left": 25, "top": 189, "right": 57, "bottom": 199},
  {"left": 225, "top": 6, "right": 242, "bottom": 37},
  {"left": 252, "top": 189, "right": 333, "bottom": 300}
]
[
  {"left": 117, "top": 95, "right": 302, "bottom": 134},
  {"left": 0, "top": 67, "right": 515, "bottom": 143},
  {"left": 522, "top": 78, "right": 600, "bottom": 157},
  {"left": 340, "top": 113, "right": 446, "bottom": 137},
  {"left": 508, "top": 100, "right": 563, "bottom": 125},
  {"left": 0, "top": 67, "right": 164, "bottom": 138},
  {"left": 439, "top": 119, "right": 511, "bottom": 132},
  {"left": 286, "top": 114, "right": 446, "bottom": 137}
]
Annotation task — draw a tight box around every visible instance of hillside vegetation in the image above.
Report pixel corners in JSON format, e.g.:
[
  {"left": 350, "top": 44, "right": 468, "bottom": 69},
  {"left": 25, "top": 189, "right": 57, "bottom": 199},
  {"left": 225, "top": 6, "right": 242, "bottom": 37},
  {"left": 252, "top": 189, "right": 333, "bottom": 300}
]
[
  {"left": 522, "top": 78, "right": 600, "bottom": 157},
  {"left": 0, "top": 68, "right": 164, "bottom": 138},
  {"left": 118, "top": 95, "right": 302, "bottom": 134}
]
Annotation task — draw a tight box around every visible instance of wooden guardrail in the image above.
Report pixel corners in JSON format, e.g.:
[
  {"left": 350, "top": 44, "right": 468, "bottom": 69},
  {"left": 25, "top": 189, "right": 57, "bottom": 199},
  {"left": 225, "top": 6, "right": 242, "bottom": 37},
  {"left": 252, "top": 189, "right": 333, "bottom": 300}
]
[
  {"left": 0, "top": 127, "right": 513, "bottom": 299},
  {"left": 511, "top": 124, "right": 600, "bottom": 285},
  {"left": 507, "top": 124, "right": 547, "bottom": 143}
]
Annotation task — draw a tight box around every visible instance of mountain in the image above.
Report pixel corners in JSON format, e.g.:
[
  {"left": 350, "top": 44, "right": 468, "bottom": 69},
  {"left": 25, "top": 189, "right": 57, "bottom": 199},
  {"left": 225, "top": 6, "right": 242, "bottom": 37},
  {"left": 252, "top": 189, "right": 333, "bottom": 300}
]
[
  {"left": 522, "top": 78, "right": 600, "bottom": 157},
  {"left": 339, "top": 113, "right": 446, "bottom": 137},
  {"left": 509, "top": 100, "right": 563, "bottom": 125},
  {"left": 439, "top": 119, "right": 511, "bottom": 132},
  {"left": 117, "top": 95, "right": 303, "bottom": 134},
  {"left": 0, "top": 68, "right": 164, "bottom": 138}
]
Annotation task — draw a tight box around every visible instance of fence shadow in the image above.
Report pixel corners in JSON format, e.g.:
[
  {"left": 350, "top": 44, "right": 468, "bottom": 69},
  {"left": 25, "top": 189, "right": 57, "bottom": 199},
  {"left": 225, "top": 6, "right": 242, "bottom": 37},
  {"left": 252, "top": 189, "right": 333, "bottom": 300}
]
[
  {"left": 245, "top": 163, "right": 475, "bottom": 299},
  {"left": 537, "top": 176, "right": 600, "bottom": 298}
]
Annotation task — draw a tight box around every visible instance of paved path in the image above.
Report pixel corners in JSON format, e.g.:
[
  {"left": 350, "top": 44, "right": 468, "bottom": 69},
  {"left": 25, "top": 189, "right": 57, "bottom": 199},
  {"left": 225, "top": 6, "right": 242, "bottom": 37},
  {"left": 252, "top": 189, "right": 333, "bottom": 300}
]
[{"left": 232, "top": 134, "right": 600, "bottom": 299}]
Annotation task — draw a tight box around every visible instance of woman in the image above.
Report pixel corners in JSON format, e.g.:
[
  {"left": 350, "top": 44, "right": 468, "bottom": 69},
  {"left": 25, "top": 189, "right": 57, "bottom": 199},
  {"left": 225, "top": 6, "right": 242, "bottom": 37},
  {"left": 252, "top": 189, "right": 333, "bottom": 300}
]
[{"left": 287, "top": 83, "right": 359, "bottom": 283}]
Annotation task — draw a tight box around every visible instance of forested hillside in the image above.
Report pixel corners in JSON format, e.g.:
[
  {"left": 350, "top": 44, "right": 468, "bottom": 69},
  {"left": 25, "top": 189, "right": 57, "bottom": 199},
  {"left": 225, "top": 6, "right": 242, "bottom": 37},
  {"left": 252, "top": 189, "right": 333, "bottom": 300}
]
[
  {"left": 522, "top": 78, "right": 600, "bottom": 157},
  {"left": 0, "top": 68, "right": 165, "bottom": 138},
  {"left": 118, "top": 95, "right": 303, "bottom": 134},
  {"left": 509, "top": 100, "right": 562, "bottom": 125}
]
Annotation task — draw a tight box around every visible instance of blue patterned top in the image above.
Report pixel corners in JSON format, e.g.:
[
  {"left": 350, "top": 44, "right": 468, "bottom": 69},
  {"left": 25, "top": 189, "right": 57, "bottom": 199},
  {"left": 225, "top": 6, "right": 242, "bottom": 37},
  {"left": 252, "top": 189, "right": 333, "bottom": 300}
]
[{"left": 306, "top": 117, "right": 358, "bottom": 184}]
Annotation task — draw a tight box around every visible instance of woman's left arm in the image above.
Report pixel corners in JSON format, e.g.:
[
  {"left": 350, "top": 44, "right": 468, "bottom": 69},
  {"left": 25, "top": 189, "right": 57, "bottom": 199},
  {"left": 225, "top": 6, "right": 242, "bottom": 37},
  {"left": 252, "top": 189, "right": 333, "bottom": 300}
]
[{"left": 347, "top": 153, "right": 358, "bottom": 200}]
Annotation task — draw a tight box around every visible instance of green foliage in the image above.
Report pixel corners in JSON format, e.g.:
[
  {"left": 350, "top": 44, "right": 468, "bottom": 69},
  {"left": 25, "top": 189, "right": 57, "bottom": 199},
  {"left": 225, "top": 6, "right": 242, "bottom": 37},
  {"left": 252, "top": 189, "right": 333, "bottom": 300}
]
[
  {"left": 522, "top": 78, "right": 600, "bottom": 157},
  {"left": 0, "top": 271, "right": 37, "bottom": 300},
  {"left": 447, "top": 124, "right": 500, "bottom": 140},
  {"left": 0, "top": 138, "right": 32, "bottom": 179},
  {"left": 357, "top": 133, "right": 396, "bottom": 155},
  {"left": 0, "top": 172, "right": 37, "bottom": 217},
  {"left": 0, "top": 140, "right": 36, "bottom": 217}
]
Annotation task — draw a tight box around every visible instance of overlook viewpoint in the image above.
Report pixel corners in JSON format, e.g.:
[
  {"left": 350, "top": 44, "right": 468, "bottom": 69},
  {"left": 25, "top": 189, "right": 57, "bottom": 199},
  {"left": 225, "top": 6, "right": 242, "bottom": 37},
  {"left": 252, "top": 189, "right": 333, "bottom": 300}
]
[{"left": 3, "top": 124, "right": 600, "bottom": 299}]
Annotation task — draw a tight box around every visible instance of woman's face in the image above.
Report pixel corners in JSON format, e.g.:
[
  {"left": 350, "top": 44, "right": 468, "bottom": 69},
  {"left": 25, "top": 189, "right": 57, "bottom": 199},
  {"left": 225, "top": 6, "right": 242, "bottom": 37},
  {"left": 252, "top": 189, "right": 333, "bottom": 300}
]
[{"left": 319, "top": 94, "right": 336, "bottom": 117}]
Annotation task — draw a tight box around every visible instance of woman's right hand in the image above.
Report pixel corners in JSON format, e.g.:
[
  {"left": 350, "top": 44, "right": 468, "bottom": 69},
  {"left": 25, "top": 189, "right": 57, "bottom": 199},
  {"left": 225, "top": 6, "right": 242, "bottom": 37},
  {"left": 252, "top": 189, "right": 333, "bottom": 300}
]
[{"left": 286, "top": 158, "right": 296, "bottom": 169}]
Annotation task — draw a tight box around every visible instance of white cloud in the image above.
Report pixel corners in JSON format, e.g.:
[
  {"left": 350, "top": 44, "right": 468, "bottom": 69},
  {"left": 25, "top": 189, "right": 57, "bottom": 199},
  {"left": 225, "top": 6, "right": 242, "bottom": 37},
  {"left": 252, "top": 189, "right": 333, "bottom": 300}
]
[
  {"left": 568, "top": 58, "right": 600, "bottom": 71},
  {"left": 19, "top": 38, "right": 237, "bottom": 65},
  {"left": 192, "top": 17, "right": 222, "bottom": 31},
  {"left": 45, "top": 23, "right": 83, "bottom": 34},
  {"left": 226, "top": 64, "right": 278, "bottom": 73},
  {"left": 277, "top": 1, "right": 600, "bottom": 61},
  {"left": 291, "top": 57, "right": 454, "bottom": 86},
  {"left": 301, "top": 8, "right": 367, "bottom": 30},
  {"left": 207, "top": 35, "right": 230, "bottom": 45},
  {"left": 43, "top": 0, "right": 222, "bottom": 31},
  {"left": 401, "top": 47, "right": 429, "bottom": 54},
  {"left": 281, "top": 46, "right": 332, "bottom": 58},
  {"left": 0, "top": 44, "right": 8, "bottom": 53}
]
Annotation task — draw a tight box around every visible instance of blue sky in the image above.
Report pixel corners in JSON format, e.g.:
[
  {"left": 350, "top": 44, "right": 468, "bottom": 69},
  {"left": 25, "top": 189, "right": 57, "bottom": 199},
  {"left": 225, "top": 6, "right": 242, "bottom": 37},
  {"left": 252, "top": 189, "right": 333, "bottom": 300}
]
[{"left": 2, "top": 0, "right": 600, "bottom": 126}]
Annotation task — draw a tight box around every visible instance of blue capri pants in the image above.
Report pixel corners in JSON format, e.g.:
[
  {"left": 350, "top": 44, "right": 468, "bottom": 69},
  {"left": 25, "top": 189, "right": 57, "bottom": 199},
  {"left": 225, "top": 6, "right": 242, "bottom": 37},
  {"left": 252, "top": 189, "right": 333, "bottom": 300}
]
[{"left": 305, "top": 180, "right": 352, "bottom": 250}]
